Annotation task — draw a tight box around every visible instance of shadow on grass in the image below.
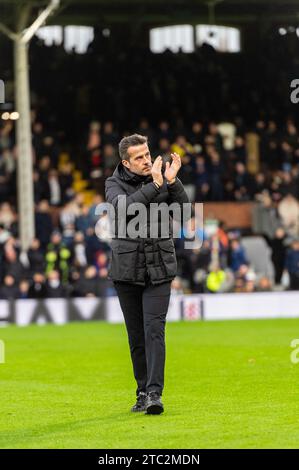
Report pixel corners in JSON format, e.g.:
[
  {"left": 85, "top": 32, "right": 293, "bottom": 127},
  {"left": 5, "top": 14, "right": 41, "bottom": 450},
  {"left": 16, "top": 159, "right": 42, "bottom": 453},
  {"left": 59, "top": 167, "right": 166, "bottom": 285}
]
[
  {"left": 0, "top": 411, "right": 136, "bottom": 448},
  {"left": 0, "top": 407, "right": 178, "bottom": 448}
]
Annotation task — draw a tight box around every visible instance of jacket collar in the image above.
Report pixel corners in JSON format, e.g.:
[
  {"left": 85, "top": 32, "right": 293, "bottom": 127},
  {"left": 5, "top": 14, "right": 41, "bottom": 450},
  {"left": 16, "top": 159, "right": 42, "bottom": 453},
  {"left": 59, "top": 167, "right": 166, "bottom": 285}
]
[{"left": 112, "top": 161, "right": 153, "bottom": 185}]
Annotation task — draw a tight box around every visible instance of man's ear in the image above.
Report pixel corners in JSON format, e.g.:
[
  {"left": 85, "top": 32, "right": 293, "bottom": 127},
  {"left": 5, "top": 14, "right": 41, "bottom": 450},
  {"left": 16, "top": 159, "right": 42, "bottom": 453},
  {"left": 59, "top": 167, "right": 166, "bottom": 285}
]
[{"left": 122, "top": 159, "right": 130, "bottom": 169}]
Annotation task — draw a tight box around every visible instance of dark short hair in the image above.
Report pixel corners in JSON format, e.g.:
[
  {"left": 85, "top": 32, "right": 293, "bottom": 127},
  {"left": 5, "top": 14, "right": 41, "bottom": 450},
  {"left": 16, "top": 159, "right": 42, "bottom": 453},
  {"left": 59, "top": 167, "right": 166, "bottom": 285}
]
[{"left": 118, "top": 134, "right": 148, "bottom": 161}]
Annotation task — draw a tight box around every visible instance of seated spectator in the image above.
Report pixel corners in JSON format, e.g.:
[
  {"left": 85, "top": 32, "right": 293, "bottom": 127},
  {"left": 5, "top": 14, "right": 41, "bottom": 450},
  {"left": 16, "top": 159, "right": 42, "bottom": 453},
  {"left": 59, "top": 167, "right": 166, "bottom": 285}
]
[
  {"left": 33, "top": 169, "right": 49, "bottom": 203},
  {"left": 195, "top": 155, "right": 210, "bottom": 202},
  {"left": 18, "top": 279, "right": 30, "bottom": 299},
  {"left": 243, "top": 268, "right": 257, "bottom": 293},
  {"left": 179, "top": 154, "right": 196, "bottom": 202},
  {"left": 171, "top": 135, "right": 194, "bottom": 158},
  {"left": 156, "top": 137, "right": 171, "bottom": 158},
  {"left": 0, "top": 223, "right": 11, "bottom": 245},
  {"left": 189, "top": 121, "right": 204, "bottom": 148},
  {"left": 40, "top": 135, "right": 59, "bottom": 168},
  {"left": 45, "top": 270, "right": 66, "bottom": 298},
  {"left": 278, "top": 194, "right": 299, "bottom": 237},
  {"left": 0, "top": 162, "right": 10, "bottom": 203},
  {"left": 94, "top": 251, "right": 109, "bottom": 278},
  {"left": 285, "top": 239, "right": 299, "bottom": 290},
  {"left": 257, "top": 276, "right": 272, "bottom": 292},
  {"left": 88, "top": 194, "right": 105, "bottom": 226},
  {"left": 171, "top": 277, "right": 184, "bottom": 295},
  {"left": 206, "top": 264, "right": 233, "bottom": 293},
  {"left": 28, "top": 272, "right": 47, "bottom": 298},
  {"left": 233, "top": 136, "right": 246, "bottom": 163},
  {"left": 103, "top": 144, "right": 119, "bottom": 177},
  {"left": 73, "top": 265, "right": 101, "bottom": 297},
  {"left": 35, "top": 200, "right": 53, "bottom": 250},
  {"left": 244, "top": 279, "right": 256, "bottom": 293},
  {"left": 38, "top": 155, "right": 51, "bottom": 181},
  {"left": 102, "top": 121, "right": 119, "bottom": 146},
  {"left": 45, "top": 231, "right": 72, "bottom": 284},
  {"left": 85, "top": 227, "right": 110, "bottom": 263},
  {"left": 59, "top": 162, "right": 74, "bottom": 203},
  {"left": 28, "top": 238, "right": 46, "bottom": 274},
  {"left": 32, "top": 121, "right": 45, "bottom": 159},
  {"left": 157, "top": 120, "right": 173, "bottom": 144},
  {"left": 61, "top": 223, "right": 75, "bottom": 248},
  {"left": 60, "top": 198, "right": 81, "bottom": 229},
  {"left": 47, "top": 169, "right": 62, "bottom": 207},
  {"left": 0, "top": 274, "right": 19, "bottom": 299},
  {"left": 2, "top": 238, "right": 25, "bottom": 280},
  {"left": 73, "top": 231, "right": 88, "bottom": 269},
  {"left": 233, "top": 162, "right": 253, "bottom": 201},
  {"left": 208, "top": 149, "right": 224, "bottom": 201},
  {"left": 229, "top": 239, "right": 248, "bottom": 272},
  {"left": 0, "top": 202, "right": 16, "bottom": 230},
  {"left": 75, "top": 205, "right": 93, "bottom": 235}
]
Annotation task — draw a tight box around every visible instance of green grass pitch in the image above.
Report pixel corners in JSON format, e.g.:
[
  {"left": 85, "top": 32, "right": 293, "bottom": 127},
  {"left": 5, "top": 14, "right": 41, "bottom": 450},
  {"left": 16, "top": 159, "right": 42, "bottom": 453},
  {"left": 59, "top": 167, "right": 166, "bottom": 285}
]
[{"left": 0, "top": 318, "right": 299, "bottom": 449}]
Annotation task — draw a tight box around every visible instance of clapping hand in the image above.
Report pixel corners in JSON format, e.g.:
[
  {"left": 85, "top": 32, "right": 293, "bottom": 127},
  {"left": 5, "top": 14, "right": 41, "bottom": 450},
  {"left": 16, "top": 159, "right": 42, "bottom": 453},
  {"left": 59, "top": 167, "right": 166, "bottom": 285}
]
[
  {"left": 151, "top": 156, "right": 163, "bottom": 187},
  {"left": 164, "top": 152, "right": 181, "bottom": 182}
]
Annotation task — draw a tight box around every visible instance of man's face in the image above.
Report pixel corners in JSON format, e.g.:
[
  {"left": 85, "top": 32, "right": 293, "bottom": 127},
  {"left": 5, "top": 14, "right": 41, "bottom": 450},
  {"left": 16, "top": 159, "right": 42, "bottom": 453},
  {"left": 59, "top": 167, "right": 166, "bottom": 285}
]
[{"left": 123, "top": 143, "right": 152, "bottom": 176}]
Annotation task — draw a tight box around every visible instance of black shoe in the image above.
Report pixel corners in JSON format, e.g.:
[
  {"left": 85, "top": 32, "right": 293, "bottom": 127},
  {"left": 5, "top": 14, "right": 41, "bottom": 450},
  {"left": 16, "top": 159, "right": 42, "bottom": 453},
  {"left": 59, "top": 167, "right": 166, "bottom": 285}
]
[
  {"left": 145, "top": 391, "right": 164, "bottom": 415},
  {"left": 131, "top": 392, "right": 147, "bottom": 412}
]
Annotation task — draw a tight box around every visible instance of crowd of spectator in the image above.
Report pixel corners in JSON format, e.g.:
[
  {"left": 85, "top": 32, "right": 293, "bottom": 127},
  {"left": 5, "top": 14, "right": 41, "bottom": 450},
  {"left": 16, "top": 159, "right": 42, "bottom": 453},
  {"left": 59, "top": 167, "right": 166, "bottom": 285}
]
[
  {"left": 1, "top": 111, "right": 299, "bottom": 298},
  {"left": 1, "top": 27, "right": 299, "bottom": 298},
  {"left": 75, "top": 115, "right": 299, "bottom": 205}
]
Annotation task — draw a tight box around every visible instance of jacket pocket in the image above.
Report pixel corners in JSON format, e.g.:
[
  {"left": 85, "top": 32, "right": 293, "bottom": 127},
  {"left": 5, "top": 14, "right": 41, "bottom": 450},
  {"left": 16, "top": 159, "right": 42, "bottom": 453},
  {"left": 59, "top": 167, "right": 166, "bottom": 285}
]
[
  {"left": 158, "top": 239, "right": 177, "bottom": 277},
  {"left": 109, "top": 240, "right": 139, "bottom": 281}
]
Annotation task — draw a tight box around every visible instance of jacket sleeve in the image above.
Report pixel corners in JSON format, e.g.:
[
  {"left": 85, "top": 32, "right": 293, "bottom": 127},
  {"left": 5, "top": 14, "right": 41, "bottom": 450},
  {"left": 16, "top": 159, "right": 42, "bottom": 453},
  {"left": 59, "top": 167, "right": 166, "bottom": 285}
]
[
  {"left": 166, "top": 177, "right": 192, "bottom": 223},
  {"left": 166, "top": 177, "right": 190, "bottom": 205},
  {"left": 105, "top": 178, "right": 160, "bottom": 209}
]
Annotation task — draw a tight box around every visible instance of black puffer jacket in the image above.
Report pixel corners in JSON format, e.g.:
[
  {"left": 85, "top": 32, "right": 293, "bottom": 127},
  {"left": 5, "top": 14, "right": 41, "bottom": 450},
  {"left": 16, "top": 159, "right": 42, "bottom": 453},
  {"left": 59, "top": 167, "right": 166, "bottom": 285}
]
[{"left": 105, "top": 162, "right": 190, "bottom": 285}]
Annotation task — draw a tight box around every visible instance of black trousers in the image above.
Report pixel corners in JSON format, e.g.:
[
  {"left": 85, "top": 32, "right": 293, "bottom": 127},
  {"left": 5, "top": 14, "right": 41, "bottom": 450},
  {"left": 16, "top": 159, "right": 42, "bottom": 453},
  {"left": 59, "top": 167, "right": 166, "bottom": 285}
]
[{"left": 113, "top": 280, "right": 171, "bottom": 396}]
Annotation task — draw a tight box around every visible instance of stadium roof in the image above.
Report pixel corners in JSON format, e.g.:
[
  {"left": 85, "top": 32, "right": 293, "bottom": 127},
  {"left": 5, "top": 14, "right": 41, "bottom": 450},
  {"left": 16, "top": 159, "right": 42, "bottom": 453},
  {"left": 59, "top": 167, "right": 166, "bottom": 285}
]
[{"left": 1, "top": 0, "right": 299, "bottom": 31}]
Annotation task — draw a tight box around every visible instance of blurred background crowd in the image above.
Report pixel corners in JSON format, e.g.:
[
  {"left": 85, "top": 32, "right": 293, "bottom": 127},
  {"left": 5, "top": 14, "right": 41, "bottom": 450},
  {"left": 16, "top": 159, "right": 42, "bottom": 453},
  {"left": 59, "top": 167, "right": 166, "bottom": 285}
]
[{"left": 1, "top": 28, "right": 299, "bottom": 298}]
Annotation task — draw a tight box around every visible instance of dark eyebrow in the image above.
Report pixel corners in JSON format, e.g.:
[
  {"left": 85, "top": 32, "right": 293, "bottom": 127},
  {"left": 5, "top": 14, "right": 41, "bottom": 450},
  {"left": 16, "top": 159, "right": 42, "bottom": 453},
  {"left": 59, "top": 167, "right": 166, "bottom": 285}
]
[{"left": 135, "top": 151, "right": 150, "bottom": 159}]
